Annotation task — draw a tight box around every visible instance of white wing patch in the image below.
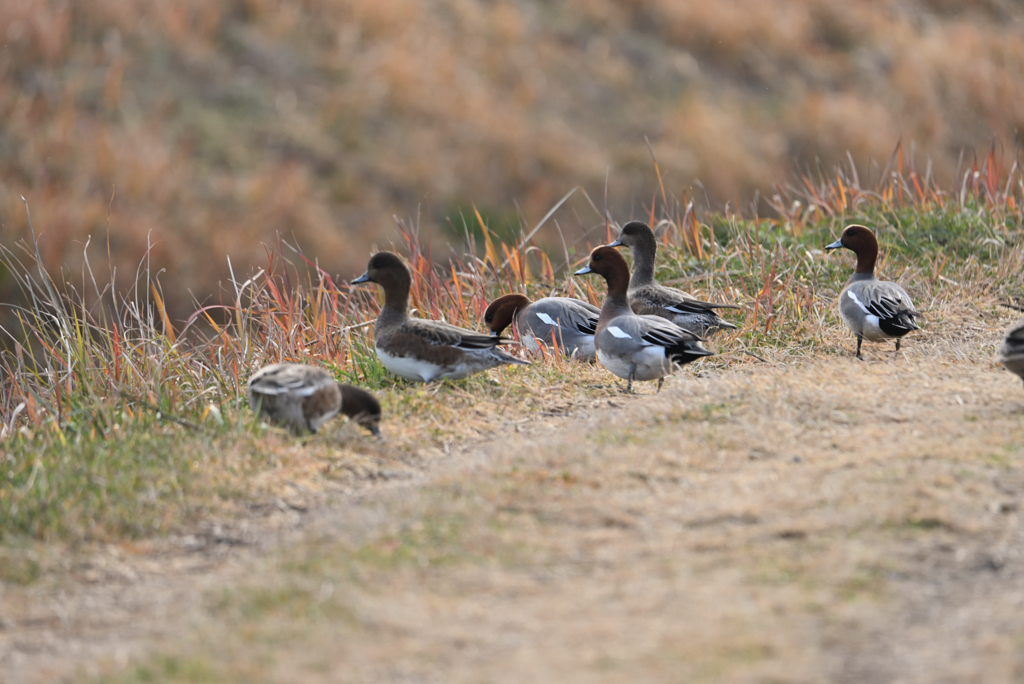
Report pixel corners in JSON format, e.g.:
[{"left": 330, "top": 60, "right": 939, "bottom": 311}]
[
  {"left": 846, "top": 289, "right": 871, "bottom": 313},
  {"left": 535, "top": 312, "right": 557, "bottom": 326},
  {"left": 607, "top": 326, "right": 632, "bottom": 340}
]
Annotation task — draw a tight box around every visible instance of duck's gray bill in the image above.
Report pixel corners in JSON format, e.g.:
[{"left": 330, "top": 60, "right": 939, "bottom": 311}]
[
  {"left": 574, "top": 265, "right": 593, "bottom": 275},
  {"left": 351, "top": 272, "right": 371, "bottom": 283},
  {"left": 607, "top": 238, "right": 623, "bottom": 248},
  {"left": 824, "top": 239, "right": 843, "bottom": 251}
]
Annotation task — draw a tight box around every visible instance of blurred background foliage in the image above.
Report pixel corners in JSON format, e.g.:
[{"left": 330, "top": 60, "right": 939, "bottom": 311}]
[{"left": 1, "top": 0, "right": 1023, "bottom": 317}]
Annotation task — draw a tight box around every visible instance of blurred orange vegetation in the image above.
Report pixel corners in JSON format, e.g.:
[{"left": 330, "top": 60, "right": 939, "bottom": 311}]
[{"left": 1, "top": 0, "right": 1022, "bottom": 316}]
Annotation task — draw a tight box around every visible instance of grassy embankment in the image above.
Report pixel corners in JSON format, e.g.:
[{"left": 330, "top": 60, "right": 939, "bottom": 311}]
[
  {"left": 4, "top": 0, "right": 1024, "bottom": 321},
  {"left": 74, "top": 154, "right": 1024, "bottom": 683},
  {"left": 1, "top": 149, "right": 1021, "bottom": 562}
]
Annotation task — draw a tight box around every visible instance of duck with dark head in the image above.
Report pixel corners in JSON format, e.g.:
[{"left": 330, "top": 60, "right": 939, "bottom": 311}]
[
  {"left": 352, "top": 252, "right": 530, "bottom": 382},
  {"left": 574, "top": 246, "right": 711, "bottom": 392},
  {"left": 825, "top": 224, "right": 919, "bottom": 358},
  {"left": 609, "top": 220, "right": 739, "bottom": 337},
  {"left": 482, "top": 293, "right": 600, "bottom": 361},
  {"left": 248, "top": 363, "right": 382, "bottom": 437}
]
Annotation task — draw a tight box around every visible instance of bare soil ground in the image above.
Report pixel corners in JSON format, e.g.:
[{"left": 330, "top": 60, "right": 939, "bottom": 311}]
[{"left": 4, "top": 302, "right": 1024, "bottom": 683}]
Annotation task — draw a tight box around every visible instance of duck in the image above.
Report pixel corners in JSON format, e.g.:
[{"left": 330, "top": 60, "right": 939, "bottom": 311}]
[
  {"left": 825, "top": 224, "right": 919, "bottom": 358},
  {"left": 574, "top": 246, "right": 712, "bottom": 391},
  {"left": 608, "top": 220, "right": 739, "bottom": 336},
  {"left": 248, "top": 363, "right": 382, "bottom": 436},
  {"left": 483, "top": 293, "right": 600, "bottom": 361},
  {"left": 352, "top": 251, "right": 531, "bottom": 382},
  {"left": 999, "top": 316, "right": 1024, "bottom": 387}
]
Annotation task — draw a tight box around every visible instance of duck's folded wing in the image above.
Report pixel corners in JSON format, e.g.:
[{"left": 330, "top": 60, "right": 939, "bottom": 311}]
[
  {"left": 603, "top": 315, "right": 697, "bottom": 347},
  {"left": 531, "top": 299, "right": 600, "bottom": 335},
  {"left": 249, "top": 365, "right": 331, "bottom": 396},
  {"left": 600, "top": 315, "right": 712, "bottom": 364},
  {"left": 566, "top": 298, "right": 602, "bottom": 316},
  {"left": 854, "top": 283, "right": 918, "bottom": 324},
  {"left": 404, "top": 319, "right": 505, "bottom": 349},
  {"left": 845, "top": 283, "right": 919, "bottom": 338},
  {"left": 635, "top": 316, "right": 706, "bottom": 348},
  {"left": 635, "top": 284, "right": 740, "bottom": 314}
]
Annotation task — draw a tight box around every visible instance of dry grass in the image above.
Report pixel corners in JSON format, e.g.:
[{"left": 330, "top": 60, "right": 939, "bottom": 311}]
[
  {"left": 1, "top": 150, "right": 1022, "bottom": 545},
  {"left": 3, "top": 0, "right": 1024, "bottom": 317},
  {"left": 5, "top": 297, "right": 1024, "bottom": 682},
  {"left": 0, "top": 88, "right": 1023, "bottom": 676}
]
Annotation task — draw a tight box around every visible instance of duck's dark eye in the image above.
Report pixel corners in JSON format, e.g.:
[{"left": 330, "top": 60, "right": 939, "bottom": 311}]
[
  {"left": 593, "top": 253, "right": 603, "bottom": 261},
  {"left": 484, "top": 313, "right": 493, "bottom": 322}
]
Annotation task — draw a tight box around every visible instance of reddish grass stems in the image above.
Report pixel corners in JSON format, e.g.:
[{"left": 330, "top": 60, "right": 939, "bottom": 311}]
[{"left": 1, "top": 152, "right": 1022, "bottom": 440}]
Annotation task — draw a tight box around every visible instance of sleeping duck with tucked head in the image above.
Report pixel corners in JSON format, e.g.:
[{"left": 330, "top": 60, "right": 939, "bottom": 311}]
[{"left": 482, "top": 293, "right": 600, "bottom": 361}]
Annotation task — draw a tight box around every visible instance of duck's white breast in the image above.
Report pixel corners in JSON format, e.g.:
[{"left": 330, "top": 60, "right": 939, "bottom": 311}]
[
  {"left": 521, "top": 332, "right": 542, "bottom": 354},
  {"left": 376, "top": 347, "right": 443, "bottom": 382}
]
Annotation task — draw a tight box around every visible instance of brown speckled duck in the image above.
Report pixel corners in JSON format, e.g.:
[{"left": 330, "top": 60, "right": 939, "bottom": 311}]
[
  {"left": 609, "top": 221, "right": 739, "bottom": 337},
  {"left": 248, "top": 363, "right": 381, "bottom": 436}
]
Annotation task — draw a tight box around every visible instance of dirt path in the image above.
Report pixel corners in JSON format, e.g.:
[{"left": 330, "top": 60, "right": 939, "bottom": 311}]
[{"left": 4, "top": 307, "right": 1024, "bottom": 683}]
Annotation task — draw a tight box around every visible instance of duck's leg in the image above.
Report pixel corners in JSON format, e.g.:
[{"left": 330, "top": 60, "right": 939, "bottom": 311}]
[
  {"left": 657, "top": 377, "right": 664, "bottom": 393},
  {"left": 895, "top": 339, "right": 902, "bottom": 352},
  {"left": 856, "top": 334, "right": 864, "bottom": 359},
  {"left": 627, "top": 365, "right": 636, "bottom": 393},
  {"left": 426, "top": 376, "right": 447, "bottom": 395}
]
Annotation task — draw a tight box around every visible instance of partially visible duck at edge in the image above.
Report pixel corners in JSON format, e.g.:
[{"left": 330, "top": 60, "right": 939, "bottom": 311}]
[
  {"left": 575, "top": 246, "right": 712, "bottom": 392},
  {"left": 248, "top": 363, "right": 382, "bottom": 436},
  {"left": 609, "top": 220, "right": 739, "bottom": 337},
  {"left": 352, "top": 252, "right": 530, "bottom": 382},
  {"left": 483, "top": 293, "right": 600, "bottom": 361},
  {"left": 825, "top": 224, "right": 919, "bottom": 359},
  {"left": 999, "top": 315, "right": 1024, "bottom": 388}
]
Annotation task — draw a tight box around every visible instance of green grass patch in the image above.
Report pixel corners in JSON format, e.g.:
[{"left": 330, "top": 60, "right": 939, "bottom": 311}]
[
  {"left": 352, "top": 514, "right": 473, "bottom": 569},
  {"left": 111, "top": 656, "right": 223, "bottom": 684},
  {"left": 0, "top": 546, "right": 42, "bottom": 584},
  {"left": 1, "top": 418, "right": 269, "bottom": 543}
]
